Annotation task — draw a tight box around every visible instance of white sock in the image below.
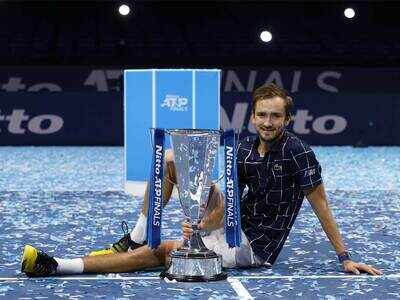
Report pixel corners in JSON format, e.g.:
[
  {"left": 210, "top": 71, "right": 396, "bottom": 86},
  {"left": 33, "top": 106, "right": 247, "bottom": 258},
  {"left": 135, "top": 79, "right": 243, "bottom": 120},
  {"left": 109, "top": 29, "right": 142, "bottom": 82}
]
[
  {"left": 55, "top": 258, "right": 84, "bottom": 275},
  {"left": 130, "top": 213, "right": 147, "bottom": 243}
]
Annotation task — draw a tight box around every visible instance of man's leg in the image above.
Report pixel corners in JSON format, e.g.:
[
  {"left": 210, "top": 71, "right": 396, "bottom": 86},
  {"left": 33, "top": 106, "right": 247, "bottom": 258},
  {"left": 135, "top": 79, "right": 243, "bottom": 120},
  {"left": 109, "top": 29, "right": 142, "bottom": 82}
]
[
  {"left": 22, "top": 240, "right": 181, "bottom": 277},
  {"left": 83, "top": 241, "right": 180, "bottom": 273},
  {"left": 90, "top": 150, "right": 177, "bottom": 256},
  {"left": 130, "top": 150, "right": 177, "bottom": 244},
  {"left": 140, "top": 150, "right": 177, "bottom": 216}
]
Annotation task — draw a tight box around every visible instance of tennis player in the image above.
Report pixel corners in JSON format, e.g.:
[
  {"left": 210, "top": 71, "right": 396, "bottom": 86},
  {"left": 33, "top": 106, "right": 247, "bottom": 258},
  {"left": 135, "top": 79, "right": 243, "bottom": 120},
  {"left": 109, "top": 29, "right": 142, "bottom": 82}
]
[{"left": 21, "top": 83, "right": 382, "bottom": 277}]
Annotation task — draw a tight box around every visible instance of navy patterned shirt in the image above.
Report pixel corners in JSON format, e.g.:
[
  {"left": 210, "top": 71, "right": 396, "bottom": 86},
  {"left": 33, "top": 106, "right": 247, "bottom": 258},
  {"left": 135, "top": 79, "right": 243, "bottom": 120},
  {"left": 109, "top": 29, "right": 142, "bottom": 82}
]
[{"left": 237, "top": 130, "right": 323, "bottom": 264}]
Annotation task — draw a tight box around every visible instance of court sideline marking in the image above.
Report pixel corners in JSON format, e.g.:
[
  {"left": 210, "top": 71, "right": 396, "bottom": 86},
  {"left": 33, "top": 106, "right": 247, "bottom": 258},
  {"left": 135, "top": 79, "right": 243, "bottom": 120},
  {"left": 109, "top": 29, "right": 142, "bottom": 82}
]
[
  {"left": 227, "top": 277, "right": 253, "bottom": 299},
  {"left": 0, "top": 274, "right": 399, "bottom": 281}
]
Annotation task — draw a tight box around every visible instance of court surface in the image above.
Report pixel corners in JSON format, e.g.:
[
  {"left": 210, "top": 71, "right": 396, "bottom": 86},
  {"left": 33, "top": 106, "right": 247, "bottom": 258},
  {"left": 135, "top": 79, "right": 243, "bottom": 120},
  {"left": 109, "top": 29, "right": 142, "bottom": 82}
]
[{"left": 1, "top": 146, "right": 399, "bottom": 299}]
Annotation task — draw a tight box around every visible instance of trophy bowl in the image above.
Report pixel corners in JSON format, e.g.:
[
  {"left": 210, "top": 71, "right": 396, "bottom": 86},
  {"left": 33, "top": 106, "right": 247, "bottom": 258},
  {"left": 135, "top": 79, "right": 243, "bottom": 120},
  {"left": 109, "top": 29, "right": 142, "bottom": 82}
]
[{"left": 160, "top": 129, "right": 227, "bottom": 282}]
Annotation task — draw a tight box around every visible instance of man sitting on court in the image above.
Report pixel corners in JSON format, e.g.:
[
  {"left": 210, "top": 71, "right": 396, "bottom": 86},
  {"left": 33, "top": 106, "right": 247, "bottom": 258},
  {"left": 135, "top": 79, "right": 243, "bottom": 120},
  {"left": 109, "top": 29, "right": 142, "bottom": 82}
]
[{"left": 21, "top": 83, "right": 382, "bottom": 277}]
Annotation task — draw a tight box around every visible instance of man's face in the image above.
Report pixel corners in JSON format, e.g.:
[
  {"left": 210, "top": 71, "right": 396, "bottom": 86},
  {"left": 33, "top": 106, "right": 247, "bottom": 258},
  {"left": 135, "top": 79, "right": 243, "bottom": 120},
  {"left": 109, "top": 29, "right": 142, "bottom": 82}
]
[{"left": 251, "top": 97, "right": 288, "bottom": 143}]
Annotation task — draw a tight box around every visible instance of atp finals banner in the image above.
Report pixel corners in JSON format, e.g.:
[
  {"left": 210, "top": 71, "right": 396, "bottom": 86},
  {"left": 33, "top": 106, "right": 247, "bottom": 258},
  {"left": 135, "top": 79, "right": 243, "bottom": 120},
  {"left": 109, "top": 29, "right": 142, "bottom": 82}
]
[{"left": 0, "top": 67, "right": 400, "bottom": 147}]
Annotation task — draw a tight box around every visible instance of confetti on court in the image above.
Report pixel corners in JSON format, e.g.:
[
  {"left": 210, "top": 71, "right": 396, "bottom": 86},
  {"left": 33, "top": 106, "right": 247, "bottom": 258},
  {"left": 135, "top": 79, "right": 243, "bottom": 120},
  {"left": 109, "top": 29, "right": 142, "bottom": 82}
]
[{"left": 1, "top": 146, "right": 399, "bottom": 298}]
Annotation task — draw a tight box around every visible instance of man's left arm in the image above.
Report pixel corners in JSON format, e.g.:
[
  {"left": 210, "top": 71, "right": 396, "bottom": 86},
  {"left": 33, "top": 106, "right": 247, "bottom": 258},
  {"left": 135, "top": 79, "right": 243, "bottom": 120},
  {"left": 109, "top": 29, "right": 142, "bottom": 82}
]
[{"left": 305, "top": 183, "right": 382, "bottom": 276}]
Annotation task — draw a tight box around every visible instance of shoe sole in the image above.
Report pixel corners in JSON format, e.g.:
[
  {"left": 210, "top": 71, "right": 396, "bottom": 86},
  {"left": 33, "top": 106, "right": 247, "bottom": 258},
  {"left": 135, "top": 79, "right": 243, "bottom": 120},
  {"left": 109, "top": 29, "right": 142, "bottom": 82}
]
[
  {"left": 88, "top": 243, "right": 145, "bottom": 256},
  {"left": 21, "top": 245, "right": 38, "bottom": 274},
  {"left": 88, "top": 249, "right": 116, "bottom": 256}
]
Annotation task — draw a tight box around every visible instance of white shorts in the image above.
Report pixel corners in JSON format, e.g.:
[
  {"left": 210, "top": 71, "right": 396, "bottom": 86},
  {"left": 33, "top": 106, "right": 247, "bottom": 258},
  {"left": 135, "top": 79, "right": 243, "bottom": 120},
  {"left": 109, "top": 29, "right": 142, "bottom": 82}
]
[
  {"left": 199, "top": 186, "right": 271, "bottom": 268},
  {"left": 202, "top": 228, "right": 271, "bottom": 268}
]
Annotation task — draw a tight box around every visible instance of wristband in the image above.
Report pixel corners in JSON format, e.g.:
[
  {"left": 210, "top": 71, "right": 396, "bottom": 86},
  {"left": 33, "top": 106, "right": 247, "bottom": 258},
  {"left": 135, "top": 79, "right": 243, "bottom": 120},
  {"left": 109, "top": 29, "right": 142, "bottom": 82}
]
[{"left": 338, "top": 251, "right": 351, "bottom": 263}]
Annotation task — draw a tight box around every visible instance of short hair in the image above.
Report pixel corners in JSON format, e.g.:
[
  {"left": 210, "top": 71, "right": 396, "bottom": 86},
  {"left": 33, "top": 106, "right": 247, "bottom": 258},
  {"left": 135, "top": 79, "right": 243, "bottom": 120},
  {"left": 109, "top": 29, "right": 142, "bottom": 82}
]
[{"left": 252, "top": 83, "right": 294, "bottom": 122}]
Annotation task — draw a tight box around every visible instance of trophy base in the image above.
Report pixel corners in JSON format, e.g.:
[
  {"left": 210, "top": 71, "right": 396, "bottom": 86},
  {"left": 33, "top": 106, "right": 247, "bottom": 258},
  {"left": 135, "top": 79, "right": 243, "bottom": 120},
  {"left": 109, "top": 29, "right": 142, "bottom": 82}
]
[{"left": 160, "top": 249, "right": 227, "bottom": 282}]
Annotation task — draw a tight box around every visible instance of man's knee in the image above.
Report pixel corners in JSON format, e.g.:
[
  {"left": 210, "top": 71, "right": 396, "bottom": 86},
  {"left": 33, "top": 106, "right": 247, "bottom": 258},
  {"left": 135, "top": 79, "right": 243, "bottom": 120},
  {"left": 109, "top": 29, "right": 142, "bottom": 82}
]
[
  {"left": 165, "top": 149, "right": 174, "bottom": 164},
  {"left": 164, "top": 150, "right": 177, "bottom": 182}
]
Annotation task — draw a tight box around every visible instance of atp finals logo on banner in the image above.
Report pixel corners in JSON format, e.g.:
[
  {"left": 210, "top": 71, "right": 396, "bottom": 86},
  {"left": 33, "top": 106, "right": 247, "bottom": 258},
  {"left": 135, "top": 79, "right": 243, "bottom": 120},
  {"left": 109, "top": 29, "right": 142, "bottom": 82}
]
[{"left": 160, "top": 94, "right": 189, "bottom": 112}]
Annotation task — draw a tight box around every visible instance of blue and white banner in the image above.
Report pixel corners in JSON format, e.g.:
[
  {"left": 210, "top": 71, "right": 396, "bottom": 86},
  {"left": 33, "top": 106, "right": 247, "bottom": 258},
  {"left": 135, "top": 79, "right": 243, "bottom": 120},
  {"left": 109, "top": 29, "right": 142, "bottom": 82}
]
[
  {"left": 0, "top": 93, "right": 122, "bottom": 145},
  {"left": 224, "top": 129, "right": 241, "bottom": 248},
  {"left": 1, "top": 67, "right": 400, "bottom": 146},
  {"left": 146, "top": 128, "right": 165, "bottom": 249}
]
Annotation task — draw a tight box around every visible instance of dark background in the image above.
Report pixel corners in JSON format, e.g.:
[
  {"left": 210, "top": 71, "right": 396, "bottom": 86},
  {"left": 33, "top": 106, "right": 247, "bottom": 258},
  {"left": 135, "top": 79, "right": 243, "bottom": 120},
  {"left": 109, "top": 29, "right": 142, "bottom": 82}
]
[
  {"left": 1, "top": 1, "right": 399, "bottom": 67},
  {"left": 0, "top": 1, "right": 399, "bottom": 145}
]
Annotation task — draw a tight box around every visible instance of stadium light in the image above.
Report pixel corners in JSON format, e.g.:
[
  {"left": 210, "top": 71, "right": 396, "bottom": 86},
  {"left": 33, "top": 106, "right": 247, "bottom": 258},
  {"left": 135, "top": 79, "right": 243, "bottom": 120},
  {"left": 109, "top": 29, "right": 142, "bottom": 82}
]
[
  {"left": 344, "top": 8, "right": 355, "bottom": 19},
  {"left": 260, "top": 30, "right": 272, "bottom": 43},
  {"left": 118, "top": 4, "right": 131, "bottom": 16}
]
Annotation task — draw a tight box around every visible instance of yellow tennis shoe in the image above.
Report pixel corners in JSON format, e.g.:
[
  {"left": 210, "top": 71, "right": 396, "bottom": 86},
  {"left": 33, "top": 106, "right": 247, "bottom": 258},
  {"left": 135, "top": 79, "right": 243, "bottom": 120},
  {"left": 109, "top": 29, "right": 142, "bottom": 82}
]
[
  {"left": 89, "top": 221, "right": 145, "bottom": 256},
  {"left": 21, "top": 245, "right": 58, "bottom": 277}
]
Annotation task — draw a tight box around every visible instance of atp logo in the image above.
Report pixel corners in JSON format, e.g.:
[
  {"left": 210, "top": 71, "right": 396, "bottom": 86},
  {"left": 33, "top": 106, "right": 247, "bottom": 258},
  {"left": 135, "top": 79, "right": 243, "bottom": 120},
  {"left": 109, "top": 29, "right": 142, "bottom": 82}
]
[{"left": 161, "top": 94, "right": 189, "bottom": 112}]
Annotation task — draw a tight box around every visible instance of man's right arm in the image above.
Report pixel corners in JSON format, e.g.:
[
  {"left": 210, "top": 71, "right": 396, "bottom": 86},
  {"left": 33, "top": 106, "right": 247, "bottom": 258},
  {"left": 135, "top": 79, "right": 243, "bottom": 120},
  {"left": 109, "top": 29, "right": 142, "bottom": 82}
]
[
  {"left": 199, "top": 193, "right": 225, "bottom": 231},
  {"left": 199, "top": 185, "right": 225, "bottom": 231}
]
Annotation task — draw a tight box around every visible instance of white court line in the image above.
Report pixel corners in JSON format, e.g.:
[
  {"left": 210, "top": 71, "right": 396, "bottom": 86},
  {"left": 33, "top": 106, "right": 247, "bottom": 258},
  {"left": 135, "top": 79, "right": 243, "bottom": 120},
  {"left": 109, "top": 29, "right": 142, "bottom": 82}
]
[
  {"left": 0, "top": 276, "right": 161, "bottom": 281},
  {"left": 228, "top": 278, "right": 253, "bottom": 300},
  {"left": 0, "top": 274, "right": 398, "bottom": 281},
  {"left": 233, "top": 274, "right": 399, "bottom": 280}
]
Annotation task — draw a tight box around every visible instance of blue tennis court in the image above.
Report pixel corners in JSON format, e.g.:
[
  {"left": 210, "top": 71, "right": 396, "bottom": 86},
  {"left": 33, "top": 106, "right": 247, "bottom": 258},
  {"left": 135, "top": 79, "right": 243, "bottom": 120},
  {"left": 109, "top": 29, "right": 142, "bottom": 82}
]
[{"left": 1, "top": 146, "right": 399, "bottom": 299}]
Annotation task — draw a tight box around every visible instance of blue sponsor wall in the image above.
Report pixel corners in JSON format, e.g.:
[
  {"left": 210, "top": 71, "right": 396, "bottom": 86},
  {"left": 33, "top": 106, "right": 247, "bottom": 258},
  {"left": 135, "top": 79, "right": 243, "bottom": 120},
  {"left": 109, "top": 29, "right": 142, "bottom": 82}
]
[
  {"left": 0, "top": 93, "right": 122, "bottom": 145},
  {"left": 124, "top": 69, "right": 220, "bottom": 182},
  {"left": 0, "top": 67, "right": 399, "bottom": 145}
]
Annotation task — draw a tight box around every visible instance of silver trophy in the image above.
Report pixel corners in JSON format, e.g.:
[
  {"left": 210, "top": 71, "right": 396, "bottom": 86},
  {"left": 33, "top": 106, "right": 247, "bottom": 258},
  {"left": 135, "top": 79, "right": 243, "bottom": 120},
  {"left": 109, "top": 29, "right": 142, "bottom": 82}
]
[{"left": 161, "top": 129, "right": 227, "bottom": 282}]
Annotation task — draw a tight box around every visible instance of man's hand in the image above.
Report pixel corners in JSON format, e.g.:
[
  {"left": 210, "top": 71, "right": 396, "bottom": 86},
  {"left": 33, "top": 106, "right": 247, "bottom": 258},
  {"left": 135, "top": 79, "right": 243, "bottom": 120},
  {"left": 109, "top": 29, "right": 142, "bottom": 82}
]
[
  {"left": 181, "top": 219, "right": 211, "bottom": 240},
  {"left": 342, "top": 260, "right": 382, "bottom": 276},
  {"left": 306, "top": 184, "right": 383, "bottom": 276},
  {"left": 182, "top": 221, "right": 193, "bottom": 240}
]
